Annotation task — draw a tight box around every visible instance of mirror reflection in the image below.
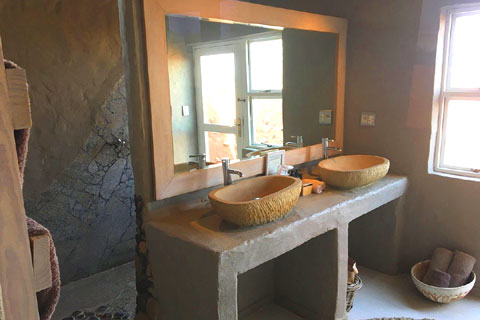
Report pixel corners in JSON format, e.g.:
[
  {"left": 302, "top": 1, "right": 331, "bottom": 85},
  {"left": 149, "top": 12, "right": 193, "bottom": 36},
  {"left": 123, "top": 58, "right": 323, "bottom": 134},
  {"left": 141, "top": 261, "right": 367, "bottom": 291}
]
[{"left": 166, "top": 15, "right": 338, "bottom": 173}]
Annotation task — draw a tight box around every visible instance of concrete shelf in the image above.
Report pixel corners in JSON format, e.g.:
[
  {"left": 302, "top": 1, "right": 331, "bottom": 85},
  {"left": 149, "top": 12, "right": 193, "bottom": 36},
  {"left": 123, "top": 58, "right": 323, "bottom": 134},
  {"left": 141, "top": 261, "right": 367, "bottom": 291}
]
[{"left": 146, "top": 174, "right": 407, "bottom": 320}]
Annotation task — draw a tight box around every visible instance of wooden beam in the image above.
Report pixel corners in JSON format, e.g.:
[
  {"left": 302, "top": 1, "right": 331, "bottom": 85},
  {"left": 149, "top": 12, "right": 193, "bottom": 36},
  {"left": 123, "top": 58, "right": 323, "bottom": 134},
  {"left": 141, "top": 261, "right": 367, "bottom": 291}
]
[
  {"left": 30, "top": 235, "right": 52, "bottom": 292},
  {"left": 0, "top": 37, "right": 40, "bottom": 319},
  {"left": 0, "top": 284, "right": 4, "bottom": 320},
  {"left": 5, "top": 68, "right": 31, "bottom": 130}
]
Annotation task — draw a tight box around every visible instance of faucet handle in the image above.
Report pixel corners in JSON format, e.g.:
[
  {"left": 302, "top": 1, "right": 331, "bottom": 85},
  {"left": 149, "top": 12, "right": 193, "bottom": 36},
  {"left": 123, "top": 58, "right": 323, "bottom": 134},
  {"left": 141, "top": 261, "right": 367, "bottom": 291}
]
[{"left": 290, "top": 135, "right": 304, "bottom": 148}]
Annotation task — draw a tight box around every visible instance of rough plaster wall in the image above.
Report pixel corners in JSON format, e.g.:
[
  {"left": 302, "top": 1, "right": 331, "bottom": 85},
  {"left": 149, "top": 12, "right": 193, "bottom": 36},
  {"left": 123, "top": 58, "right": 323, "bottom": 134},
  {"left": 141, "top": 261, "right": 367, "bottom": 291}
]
[
  {"left": 283, "top": 29, "right": 337, "bottom": 145},
  {"left": 25, "top": 77, "right": 135, "bottom": 284},
  {"left": 166, "top": 18, "right": 199, "bottom": 165},
  {"left": 0, "top": 0, "right": 123, "bottom": 197},
  {"left": 245, "top": 0, "right": 480, "bottom": 286}
]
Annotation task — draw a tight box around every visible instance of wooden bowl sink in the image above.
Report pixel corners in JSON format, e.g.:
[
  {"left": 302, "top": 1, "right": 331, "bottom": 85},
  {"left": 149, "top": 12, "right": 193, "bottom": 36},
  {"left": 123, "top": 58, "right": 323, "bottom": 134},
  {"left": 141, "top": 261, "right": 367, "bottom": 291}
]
[
  {"left": 208, "top": 175, "right": 302, "bottom": 226},
  {"left": 313, "top": 155, "right": 390, "bottom": 189}
]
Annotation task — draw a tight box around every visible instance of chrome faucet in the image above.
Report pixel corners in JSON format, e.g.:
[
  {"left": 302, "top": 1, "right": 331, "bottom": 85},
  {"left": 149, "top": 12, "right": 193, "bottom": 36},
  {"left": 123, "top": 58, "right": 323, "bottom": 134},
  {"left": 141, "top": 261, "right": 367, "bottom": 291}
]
[
  {"left": 285, "top": 135, "right": 303, "bottom": 148},
  {"left": 222, "top": 158, "right": 243, "bottom": 186},
  {"left": 189, "top": 154, "right": 207, "bottom": 169},
  {"left": 322, "top": 138, "right": 342, "bottom": 159}
]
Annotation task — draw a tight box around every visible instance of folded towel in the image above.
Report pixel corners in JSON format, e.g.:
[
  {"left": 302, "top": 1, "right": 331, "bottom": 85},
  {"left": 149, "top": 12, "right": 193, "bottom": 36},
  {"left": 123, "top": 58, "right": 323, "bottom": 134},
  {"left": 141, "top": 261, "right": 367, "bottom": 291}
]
[
  {"left": 423, "top": 267, "right": 451, "bottom": 287},
  {"left": 448, "top": 251, "right": 476, "bottom": 287},
  {"left": 27, "top": 218, "right": 61, "bottom": 320},
  {"left": 429, "top": 248, "right": 454, "bottom": 272}
]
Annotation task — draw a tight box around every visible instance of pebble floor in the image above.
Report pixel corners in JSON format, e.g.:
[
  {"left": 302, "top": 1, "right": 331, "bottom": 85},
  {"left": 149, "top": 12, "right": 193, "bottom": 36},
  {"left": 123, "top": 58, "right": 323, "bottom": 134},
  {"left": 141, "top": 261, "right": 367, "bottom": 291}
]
[{"left": 53, "top": 262, "right": 136, "bottom": 320}]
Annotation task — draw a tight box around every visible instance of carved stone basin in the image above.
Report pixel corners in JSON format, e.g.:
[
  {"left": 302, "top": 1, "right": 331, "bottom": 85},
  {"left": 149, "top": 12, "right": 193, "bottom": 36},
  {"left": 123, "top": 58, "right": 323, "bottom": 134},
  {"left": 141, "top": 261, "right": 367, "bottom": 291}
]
[
  {"left": 313, "top": 155, "right": 390, "bottom": 189},
  {"left": 208, "top": 175, "right": 302, "bottom": 226}
]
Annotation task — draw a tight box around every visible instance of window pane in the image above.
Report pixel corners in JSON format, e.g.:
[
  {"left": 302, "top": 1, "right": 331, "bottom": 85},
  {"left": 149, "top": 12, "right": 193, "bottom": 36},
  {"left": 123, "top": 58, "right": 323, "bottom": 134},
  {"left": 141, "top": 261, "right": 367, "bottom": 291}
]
[
  {"left": 251, "top": 98, "right": 283, "bottom": 145},
  {"left": 249, "top": 39, "right": 283, "bottom": 91},
  {"left": 443, "top": 99, "right": 480, "bottom": 169},
  {"left": 205, "top": 131, "right": 238, "bottom": 163},
  {"left": 200, "top": 53, "right": 236, "bottom": 125},
  {"left": 449, "top": 13, "right": 480, "bottom": 89}
]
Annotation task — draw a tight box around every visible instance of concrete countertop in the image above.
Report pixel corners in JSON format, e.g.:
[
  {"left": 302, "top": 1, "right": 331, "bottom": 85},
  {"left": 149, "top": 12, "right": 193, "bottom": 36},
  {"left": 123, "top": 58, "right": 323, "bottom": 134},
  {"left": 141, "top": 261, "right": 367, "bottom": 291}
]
[{"left": 146, "top": 174, "right": 407, "bottom": 273}]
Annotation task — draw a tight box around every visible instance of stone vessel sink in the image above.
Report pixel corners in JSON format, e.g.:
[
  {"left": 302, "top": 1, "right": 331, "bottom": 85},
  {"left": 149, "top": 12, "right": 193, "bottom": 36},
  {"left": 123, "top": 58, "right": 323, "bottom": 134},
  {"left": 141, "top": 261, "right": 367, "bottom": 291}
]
[
  {"left": 208, "top": 175, "right": 302, "bottom": 226},
  {"left": 313, "top": 155, "right": 390, "bottom": 189}
]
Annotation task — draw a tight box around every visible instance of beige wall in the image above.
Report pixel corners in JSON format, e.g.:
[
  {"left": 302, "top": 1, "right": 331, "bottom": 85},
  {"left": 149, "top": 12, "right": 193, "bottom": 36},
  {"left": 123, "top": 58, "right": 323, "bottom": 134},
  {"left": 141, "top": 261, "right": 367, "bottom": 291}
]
[
  {"left": 245, "top": 0, "right": 480, "bottom": 285},
  {"left": 0, "top": 0, "right": 123, "bottom": 198}
]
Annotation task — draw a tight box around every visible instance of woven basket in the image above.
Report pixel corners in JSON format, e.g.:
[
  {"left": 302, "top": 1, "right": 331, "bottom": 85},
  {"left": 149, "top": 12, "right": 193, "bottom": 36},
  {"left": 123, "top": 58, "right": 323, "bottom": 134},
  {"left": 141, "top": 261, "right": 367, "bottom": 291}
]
[{"left": 346, "top": 275, "right": 363, "bottom": 312}]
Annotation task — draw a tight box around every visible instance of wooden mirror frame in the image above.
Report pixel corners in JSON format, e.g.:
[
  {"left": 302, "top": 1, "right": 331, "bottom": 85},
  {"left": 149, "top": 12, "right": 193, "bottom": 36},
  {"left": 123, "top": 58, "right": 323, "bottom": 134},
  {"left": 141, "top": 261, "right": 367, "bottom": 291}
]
[{"left": 137, "top": 0, "right": 347, "bottom": 200}]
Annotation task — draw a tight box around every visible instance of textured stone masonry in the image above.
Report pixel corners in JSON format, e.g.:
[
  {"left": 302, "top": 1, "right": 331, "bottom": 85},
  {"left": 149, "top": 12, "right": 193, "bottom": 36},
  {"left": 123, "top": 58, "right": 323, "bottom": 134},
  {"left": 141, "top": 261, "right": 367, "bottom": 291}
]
[{"left": 25, "top": 77, "right": 136, "bottom": 284}]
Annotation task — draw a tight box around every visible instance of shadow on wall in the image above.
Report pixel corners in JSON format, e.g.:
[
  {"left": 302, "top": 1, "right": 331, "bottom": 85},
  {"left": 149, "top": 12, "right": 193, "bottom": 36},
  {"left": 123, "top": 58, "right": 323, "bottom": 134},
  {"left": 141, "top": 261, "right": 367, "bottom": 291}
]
[{"left": 25, "top": 77, "right": 136, "bottom": 284}]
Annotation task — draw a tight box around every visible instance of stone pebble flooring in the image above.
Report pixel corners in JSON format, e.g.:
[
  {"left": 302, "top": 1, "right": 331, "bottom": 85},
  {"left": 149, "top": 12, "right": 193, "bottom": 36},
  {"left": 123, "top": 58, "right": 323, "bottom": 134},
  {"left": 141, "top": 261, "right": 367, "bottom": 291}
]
[{"left": 54, "top": 262, "right": 136, "bottom": 320}]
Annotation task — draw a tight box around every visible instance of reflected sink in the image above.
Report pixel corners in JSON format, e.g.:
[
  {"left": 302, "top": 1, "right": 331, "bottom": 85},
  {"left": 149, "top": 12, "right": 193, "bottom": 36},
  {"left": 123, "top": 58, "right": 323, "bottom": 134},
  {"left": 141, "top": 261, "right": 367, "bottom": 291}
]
[
  {"left": 208, "top": 175, "right": 302, "bottom": 226},
  {"left": 313, "top": 155, "right": 390, "bottom": 189}
]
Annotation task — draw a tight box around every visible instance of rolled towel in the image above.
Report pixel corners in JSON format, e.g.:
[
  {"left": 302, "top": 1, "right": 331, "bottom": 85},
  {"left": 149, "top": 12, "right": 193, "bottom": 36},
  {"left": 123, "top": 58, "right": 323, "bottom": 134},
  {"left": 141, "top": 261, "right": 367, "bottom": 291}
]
[
  {"left": 429, "top": 248, "right": 454, "bottom": 272},
  {"left": 448, "top": 251, "right": 476, "bottom": 287},
  {"left": 423, "top": 267, "right": 451, "bottom": 287}
]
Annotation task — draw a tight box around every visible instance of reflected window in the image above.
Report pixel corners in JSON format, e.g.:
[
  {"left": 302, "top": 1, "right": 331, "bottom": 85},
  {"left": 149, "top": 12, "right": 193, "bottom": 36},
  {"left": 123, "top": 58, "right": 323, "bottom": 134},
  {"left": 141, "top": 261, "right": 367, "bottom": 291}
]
[
  {"left": 251, "top": 98, "right": 283, "bottom": 146},
  {"left": 193, "top": 33, "right": 284, "bottom": 162},
  {"left": 248, "top": 38, "right": 283, "bottom": 146},
  {"left": 249, "top": 38, "right": 283, "bottom": 91}
]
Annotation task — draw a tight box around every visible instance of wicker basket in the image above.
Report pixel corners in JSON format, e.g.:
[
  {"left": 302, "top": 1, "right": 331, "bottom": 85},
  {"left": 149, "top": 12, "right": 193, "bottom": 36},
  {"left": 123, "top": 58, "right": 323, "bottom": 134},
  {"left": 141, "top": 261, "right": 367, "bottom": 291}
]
[{"left": 346, "top": 275, "right": 363, "bottom": 312}]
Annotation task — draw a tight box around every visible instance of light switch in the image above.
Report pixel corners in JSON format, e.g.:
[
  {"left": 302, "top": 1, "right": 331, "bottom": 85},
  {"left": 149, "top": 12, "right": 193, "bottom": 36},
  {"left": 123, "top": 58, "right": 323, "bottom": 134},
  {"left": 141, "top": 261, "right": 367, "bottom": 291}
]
[
  {"left": 319, "top": 110, "right": 333, "bottom": 125},
  {"left": 182, "top": 105, "right": 190, "bottom": 116},
  {"left": 361, "top": 112, "right": 376, "bottom": 127}
]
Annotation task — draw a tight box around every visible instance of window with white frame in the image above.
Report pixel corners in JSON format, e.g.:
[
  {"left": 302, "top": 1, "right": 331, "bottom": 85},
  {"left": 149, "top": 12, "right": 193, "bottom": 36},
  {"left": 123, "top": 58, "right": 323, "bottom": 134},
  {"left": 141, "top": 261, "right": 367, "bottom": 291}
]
[
  {"left": 247, "top": 37, "right": 284, "bottom": 146},
  {"left": 433, "top": 5, "right": 480, "bottom": 178},
  {"left": 192, "top": 32, "right": 283, "bottom": 162}
]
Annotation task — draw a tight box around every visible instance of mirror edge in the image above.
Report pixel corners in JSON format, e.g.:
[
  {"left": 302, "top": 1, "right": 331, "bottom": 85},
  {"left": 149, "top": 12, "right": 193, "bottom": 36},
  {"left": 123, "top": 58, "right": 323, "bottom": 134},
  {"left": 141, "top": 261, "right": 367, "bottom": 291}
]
[{"left": 137, "top": 0, "right": 347, "bottom": 200}]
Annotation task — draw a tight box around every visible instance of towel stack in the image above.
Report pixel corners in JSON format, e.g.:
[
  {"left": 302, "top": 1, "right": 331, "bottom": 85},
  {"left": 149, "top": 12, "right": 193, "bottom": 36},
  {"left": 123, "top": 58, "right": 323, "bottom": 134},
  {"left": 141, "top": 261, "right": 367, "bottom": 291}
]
[{"left": 423, "top": 248, "right": 476, "bottom": 288}]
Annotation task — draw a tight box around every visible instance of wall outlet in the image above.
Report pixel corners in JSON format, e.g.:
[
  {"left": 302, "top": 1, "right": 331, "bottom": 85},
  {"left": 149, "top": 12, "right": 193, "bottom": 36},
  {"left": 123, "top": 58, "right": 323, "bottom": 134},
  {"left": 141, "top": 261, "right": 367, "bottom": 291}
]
[
  {"left": 360, "top": 112, "right": 376, "bottom": 126},
  {"left": 182, "top": 105, "right": 190, "bottom": 116},
  {"left": 319, "top": 110, "right": 333, "bottom": 125}
]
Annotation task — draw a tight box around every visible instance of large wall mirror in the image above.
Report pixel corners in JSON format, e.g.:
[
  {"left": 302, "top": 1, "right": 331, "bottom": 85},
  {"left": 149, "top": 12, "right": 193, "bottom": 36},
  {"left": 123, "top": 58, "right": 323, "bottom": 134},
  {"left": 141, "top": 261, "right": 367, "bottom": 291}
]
[
  {"left": 167, "top": 15, "right": 339, "bottom": 173},
  {"left": 139, "top": 0, "right": 347, "bottom": 199}
]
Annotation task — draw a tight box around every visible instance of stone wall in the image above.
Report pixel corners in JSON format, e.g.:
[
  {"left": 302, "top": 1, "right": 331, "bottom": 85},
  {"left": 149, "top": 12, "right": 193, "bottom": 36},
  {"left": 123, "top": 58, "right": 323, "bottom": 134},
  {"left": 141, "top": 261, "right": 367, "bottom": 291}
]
[
  {"left": 0, "top": 0, "right": 123, "bottom": 198},
  {"left": 25, "top": 78, "right": 135, "bottom": 284},
  {"left": 0, "top": 0, "right": 134, "bottom": 284}
]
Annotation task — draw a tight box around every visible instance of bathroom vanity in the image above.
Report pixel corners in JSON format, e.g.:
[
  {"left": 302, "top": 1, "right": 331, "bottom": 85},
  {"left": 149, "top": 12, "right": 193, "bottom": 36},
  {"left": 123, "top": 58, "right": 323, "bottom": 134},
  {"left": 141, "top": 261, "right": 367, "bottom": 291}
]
[
  {"left": 146, "top": 175, "right": 407, "bottom": 319},
  {"left": 119, "top": 0, "right": 407, "bottom": 319}
]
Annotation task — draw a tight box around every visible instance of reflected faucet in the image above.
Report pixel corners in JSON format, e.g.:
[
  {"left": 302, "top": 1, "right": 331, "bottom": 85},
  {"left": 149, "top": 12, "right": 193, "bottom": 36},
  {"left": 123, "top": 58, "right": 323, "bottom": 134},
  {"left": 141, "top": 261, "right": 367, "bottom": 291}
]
[
  {"left": 189, "top": 154, "right": 207, "bottom": 169},
  {"left": 222, "top": 158, "right": 243, "bottom": 186},
  {"left": 285, "top": 135, "right": 303, "bottom": 148},
  {"left": 322, "top": 138, "right": 342, "bottom": 159}
]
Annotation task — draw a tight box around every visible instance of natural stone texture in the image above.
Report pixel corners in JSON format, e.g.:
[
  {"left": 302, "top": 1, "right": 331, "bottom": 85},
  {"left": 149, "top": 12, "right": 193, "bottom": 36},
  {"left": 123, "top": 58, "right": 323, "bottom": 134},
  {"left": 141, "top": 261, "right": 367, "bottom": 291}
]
[
  {"left": 53, "top": 263, "right": 136, "bottom": 320},
  {"left": 208, "top": 176, "right": 302, "bottom": 226},
  {"left": 313, "top": 155, "right": 390, "bottom": 189},
  {"left": 24, "top": 78, "right": 135, "bottom": 284},
  {"left": 0, "top": 0, "right": 123, "bottom": 197},
  {"left": 101, "top": 159, "right": 127, "bottom": 199},
  {"left": 88, "top": 161, "right": 99, "bottom": 174}
]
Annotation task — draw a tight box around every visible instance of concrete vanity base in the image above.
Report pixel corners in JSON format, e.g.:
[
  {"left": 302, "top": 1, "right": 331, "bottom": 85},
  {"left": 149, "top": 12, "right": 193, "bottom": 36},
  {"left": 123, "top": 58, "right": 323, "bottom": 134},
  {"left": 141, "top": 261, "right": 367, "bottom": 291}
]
[{"left": 146, "top": 175, "right": 407, "bottom": 320}]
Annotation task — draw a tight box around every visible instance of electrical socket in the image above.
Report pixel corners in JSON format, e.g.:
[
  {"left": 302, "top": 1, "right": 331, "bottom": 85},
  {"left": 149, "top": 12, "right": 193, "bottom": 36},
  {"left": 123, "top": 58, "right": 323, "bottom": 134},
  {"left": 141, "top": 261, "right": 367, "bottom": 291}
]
[
  {"left": 319, "top": 110, "right": 333, "bottom": 125},
  {"left": 360, "top": 112, "right": 376, "bottom": 126}
]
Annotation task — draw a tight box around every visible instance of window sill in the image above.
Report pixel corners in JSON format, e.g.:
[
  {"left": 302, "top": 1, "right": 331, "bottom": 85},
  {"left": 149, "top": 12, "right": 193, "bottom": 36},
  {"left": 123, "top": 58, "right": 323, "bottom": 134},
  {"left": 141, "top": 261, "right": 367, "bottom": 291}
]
[{"left": 429, "top": 168, "right": 480, "bottom": 183}]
